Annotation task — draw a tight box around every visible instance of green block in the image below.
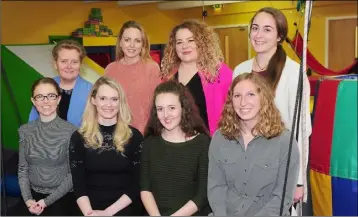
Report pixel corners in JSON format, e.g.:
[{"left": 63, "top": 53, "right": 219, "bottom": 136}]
[
  {"left": 330, "top": 80, "right": 358, "bottom": 180},
  {"left": 1, "top": 45, "right": 43, "bottom": 150}
]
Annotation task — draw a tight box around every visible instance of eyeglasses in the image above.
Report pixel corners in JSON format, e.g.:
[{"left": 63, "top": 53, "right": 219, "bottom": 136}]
[{"left": 33, "top": 93, "right": 59, "bottom": 101}]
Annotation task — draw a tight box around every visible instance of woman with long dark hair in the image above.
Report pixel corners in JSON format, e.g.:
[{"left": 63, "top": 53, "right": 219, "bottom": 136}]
[
  {"left": 233, "top": 7, "right": 312, "bottom": 204},
  {"left": 141, "top": 80, "right": 211, "bottom": 216}
]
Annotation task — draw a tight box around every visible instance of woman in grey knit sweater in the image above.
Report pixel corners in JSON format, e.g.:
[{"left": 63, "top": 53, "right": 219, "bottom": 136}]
[{"left": 11, "top": 77, "right": 78, "bottom": 216}]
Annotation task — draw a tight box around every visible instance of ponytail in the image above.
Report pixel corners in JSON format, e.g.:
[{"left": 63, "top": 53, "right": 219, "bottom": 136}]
[{"left": 266, "top": 44, "right": 286, "bottom": 91}]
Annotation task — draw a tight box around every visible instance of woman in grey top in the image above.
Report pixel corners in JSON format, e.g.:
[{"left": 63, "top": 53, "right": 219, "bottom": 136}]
[
  {"left": 12, "top": 77, "right": 77, "bottom": 216},
  {"left": 208, "top": 72, "right": 299, "bottom": 216}
]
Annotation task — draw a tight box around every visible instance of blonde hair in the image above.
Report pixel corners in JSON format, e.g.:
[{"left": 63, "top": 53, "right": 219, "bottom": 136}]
[
  {"left": 161, "top": 19, "right": 224, "bottom": 81},
  {"left": 115, "top": 21, "right": 153, "bottom": 63},
  {"left": 79, "top": 76, "right": 132, "bottom": 152},
  {"left": 52, "top": 39, "right": 86, "bottom": 62},
  {"left": 219, "top": 73, "right": 285, "bottom": 140}
]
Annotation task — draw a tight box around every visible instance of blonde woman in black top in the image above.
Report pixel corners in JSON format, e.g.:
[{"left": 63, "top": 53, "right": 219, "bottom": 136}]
[{"left": 69, "top": 76, "right": 143, "bottom": 216}]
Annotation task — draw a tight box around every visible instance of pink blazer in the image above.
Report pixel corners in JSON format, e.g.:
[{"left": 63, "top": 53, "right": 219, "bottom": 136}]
[{"left": 165, "top": 63, "right": 233, "bottom": 135}]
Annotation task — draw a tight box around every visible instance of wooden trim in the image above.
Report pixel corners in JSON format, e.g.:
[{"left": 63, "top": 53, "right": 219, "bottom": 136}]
[
  {"left": 210, "top": 24, "right": 251, "bottom": 59},
  {"left": 325, "top": 15, "right": 358, "bottom": 67}
]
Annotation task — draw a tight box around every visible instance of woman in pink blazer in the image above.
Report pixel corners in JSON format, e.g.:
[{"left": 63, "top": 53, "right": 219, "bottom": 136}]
[{"left": 161, "top": 19, "right": 232, "bottom": 135}]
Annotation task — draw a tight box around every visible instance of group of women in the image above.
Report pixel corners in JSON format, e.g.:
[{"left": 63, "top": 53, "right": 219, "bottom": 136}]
[{"left": 10, "top": 6, "right": 311, "bottom": 216}]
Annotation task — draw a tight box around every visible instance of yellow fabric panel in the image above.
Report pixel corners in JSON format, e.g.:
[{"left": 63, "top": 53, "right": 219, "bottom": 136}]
[
  {"left": 310, "top": 170, "right": 332, "bottom": 216},
  {"left": 310, "top": 96, "right": 314, "bottom": 113}
]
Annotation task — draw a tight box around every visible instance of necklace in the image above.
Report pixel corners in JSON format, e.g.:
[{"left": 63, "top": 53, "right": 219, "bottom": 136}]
[{"left": 254, "top": 57, "right": 267, "bottom": 71}]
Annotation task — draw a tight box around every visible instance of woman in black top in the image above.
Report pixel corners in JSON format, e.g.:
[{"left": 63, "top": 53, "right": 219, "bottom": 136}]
[
  {"left": 141, "top": 80, "right": 211, "bottom": 216},
  {"left": 69, "top": 76, "right": 143, "bottom": 216}
]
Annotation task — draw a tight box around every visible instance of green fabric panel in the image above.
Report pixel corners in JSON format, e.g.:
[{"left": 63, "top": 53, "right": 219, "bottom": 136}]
[
  {"left": 1, "top": 45, "right": 43, "bottom": 150},
  {"left": 330, "top": 80, "right": 358, "bottom": 180},
  {"left": 1, "top": 77, "right": 20, "bottom": 150}
]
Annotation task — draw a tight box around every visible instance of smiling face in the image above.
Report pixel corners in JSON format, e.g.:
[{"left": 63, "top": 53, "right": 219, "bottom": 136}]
[
  {"left": 155, "top": 93, "right": 182, "bottom": 132},
  {"left": 249, "top": 12, "right": 280, "bottom": 55},
  {"left": 232, "top": 80, "right": 261, "bottom": 125},
  {"left": 31, "top": 83, "right": 61, "bottom": 119},
  {"left": 54, "top": 48, "right": 81, "bottom": 82},
  {"left": 119, "top": 27, "right": 143, "bottom": 59},
  {"left": 91, "top": 84, "right": 120, "bottom": 124},
  {"left": 175, "top": 28, "right": 198, "bottom": 64}
]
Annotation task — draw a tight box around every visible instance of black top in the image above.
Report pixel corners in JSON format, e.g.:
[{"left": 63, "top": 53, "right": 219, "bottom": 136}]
[
  {"left": 69, "top": 124, "right": 143, "bottom": 213},
  {"left": 140, "top": 134, "right": 211, "bottom": 216},
  {"left": 58, "top": 88, "right": 72, "bottom": 120},
  {"left": 174, "top": 73, "right": 209, "bottom": 129}
]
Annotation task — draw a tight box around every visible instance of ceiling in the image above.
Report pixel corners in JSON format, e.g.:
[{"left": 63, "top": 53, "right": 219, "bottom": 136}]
[{"left": 116, "top": 1, "right": 242, "bottom": 10}]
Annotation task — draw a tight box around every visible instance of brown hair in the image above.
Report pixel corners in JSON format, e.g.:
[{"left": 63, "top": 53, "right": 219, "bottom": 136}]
[
  {"left": 31, "top": 77, "right": 61, "bottom": 97},
  {"left": 52, "top": 39, "right": 86, "bottom": 62},
  {"left": 250, "top": 7, "right": 288, "bottom": 90},
  {"left": 115, "top": 21, "right": 152, "bottom": 62},
  {"left": 144, "top": 80, "right": 209, "bottom": 138},
  {"left": 161, "top": 19, "right": 224, "bottom": 82},
  {"left": 219, "top": 72, "right": 285, "bottom": 140}
]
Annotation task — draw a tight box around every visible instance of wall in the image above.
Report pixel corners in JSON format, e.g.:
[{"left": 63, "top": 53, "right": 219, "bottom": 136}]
[
  {"left": 1, "top": 1, "right": 188, "bottom": 45},
  {"left": 2, "top": 1, "right": 357, "bottom": 70},
  {"left": 182, "top": 1, "right": 357, "bottom": 69}
]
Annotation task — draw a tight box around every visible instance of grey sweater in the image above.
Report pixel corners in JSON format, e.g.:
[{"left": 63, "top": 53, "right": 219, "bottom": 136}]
[
  {"left": 18, "top": 115, "right": 77, "bottom": 206},
  {"left": 208, "top": 130, "right": 299, "bottom": 216}
]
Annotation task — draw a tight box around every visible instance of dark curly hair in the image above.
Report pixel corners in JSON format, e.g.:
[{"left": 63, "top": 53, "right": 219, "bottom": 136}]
[
  {"left": 144, "top": 80, "right": 209, "bottom": 138},
  {"left": 161, "top": 19, "right": 224, "bottom": 82}
]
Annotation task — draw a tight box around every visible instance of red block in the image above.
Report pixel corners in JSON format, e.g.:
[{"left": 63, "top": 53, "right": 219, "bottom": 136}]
[{"left": 309, "top": 79, "right": 341, "bottom": 175}]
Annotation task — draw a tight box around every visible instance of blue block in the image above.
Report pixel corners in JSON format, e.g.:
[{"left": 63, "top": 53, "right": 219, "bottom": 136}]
[{"left": 332, "top": 176, "right": 358, "bottom": 216}]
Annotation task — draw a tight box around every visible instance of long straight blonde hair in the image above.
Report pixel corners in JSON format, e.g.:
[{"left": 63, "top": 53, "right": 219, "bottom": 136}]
[{"left": 79, "top": 76, "right": 132, "bottom": 152}]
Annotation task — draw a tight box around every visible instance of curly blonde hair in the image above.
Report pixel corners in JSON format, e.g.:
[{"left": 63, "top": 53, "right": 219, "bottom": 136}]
[
  {"left": 219, "top": 73, "right": 285, "bottom": 140},
  {"left": 161, "top": 19, "right": 224, "bottom": 82},
  {"left": 79, "top": 76, "right": 132, "bottom": 152}
]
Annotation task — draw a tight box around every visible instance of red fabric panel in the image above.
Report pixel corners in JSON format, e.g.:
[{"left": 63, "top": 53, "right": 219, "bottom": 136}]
[
  {"left": 309, "top": 77, "right": 318, "bottom": 96},
  {"left": 87, "top": 53, "right": 111, "bottom": 68},
  {"left": 150, "top": 50, "right": 161, "bottom": 65},
  {"left": 309, "top": 79, "right": 341, "bottom": 174},
  {"left": 289, "top": 33, "right": 357, "bottom": 75}
]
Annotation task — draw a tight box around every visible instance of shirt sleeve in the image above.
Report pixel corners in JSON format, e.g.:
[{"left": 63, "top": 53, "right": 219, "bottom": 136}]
[
  {"left": 288, "top": 72, "right": 312, "bottom": 185},
  {"left": 207, "top": 132, "right": 228, "bottom": 216},
  {"left": 28, "top": 106, "right": 39, "bottom": 122},
  {"left": 69, "top": 131, "right": 87, "bottom": 200},
  {"left": 123, "top": 129, "right": 144, "bottom": 202},
  {"left": 44, "top": 173, "right": 72, "bottom": 206},
  {"left": 17, "top": 127, "right": 33, "bottom": 203},
  {"left": 191, "top": 139, "right": 210, "bottom": 211},
  {"left": 254, "top": 131, "right": 300, "bottom": 216},
  {"left": 44, "top": 138, "right": 73, "bottom": 206},
  {"left": 140, "top": 138, "right": 151, "bottom": 191}
]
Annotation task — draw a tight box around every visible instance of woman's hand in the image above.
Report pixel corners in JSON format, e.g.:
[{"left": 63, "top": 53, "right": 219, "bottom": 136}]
[{"left": 293, "top": 186, "right": 304, "bottom": 203}]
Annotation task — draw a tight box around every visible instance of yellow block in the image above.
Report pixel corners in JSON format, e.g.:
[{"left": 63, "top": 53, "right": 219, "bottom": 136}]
[
  {"left": 82, "top": 36, "right": 117, "bottom": 46},
  {"left": 310, "top": 170, "right": 333, "bottom": 216},
  {"left": 83, "top": 56, "right": 105, "bottom": 76}
]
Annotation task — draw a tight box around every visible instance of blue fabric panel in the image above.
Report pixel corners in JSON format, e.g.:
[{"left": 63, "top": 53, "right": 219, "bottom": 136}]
[{"left": 332, "top": 176, "right": 358, "bottom": 216}]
